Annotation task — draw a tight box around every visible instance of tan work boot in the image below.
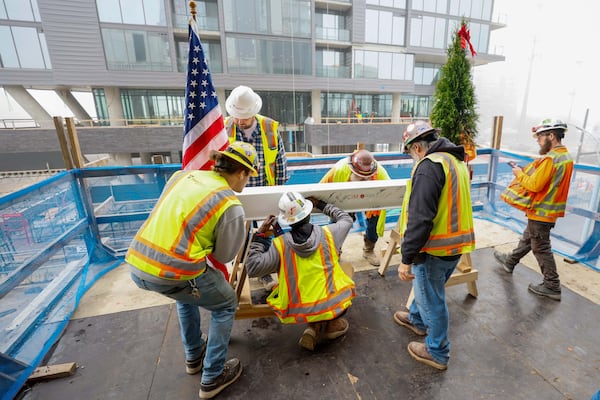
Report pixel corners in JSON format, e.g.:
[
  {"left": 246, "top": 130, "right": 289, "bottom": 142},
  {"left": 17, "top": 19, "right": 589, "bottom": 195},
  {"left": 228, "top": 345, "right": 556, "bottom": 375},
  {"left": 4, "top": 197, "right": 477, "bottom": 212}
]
[
  {"left": 298, "top": 322, "right": 323, "bottom": 351},
  {"left": 322, "top": 318, "right": 349, "bottom": 340},
  {"left": 363, "top": 238, "right": 381, "bottom": 266}
]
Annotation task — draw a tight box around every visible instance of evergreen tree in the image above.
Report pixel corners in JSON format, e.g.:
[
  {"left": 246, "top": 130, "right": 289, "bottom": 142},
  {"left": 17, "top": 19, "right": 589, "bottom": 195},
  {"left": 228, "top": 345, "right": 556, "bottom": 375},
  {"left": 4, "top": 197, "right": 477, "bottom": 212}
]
[{"left": 430, "top": 19, "right": 478, "bottom": 147}]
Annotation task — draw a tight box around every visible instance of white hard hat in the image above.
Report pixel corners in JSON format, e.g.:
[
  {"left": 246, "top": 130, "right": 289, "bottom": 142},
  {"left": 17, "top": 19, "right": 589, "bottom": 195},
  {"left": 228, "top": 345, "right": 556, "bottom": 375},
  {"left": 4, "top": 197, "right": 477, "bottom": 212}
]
[
  {"left": 531, "top": 118, "right": 568, "bottom": 137},
  {"left": 277, "top": 191, "right": 313, "bottom": 226},
  {"left": 225, "top": 86, "right": 262, "bottom": 119}
]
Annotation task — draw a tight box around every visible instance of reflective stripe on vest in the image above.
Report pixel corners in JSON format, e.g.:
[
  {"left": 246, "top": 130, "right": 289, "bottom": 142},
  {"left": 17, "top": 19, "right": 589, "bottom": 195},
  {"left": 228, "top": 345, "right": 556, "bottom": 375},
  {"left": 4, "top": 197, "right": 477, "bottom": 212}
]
[
  {"left": 501, "top": 147, "right": 573, "bottom": 218},
  {"left": 125, "top": 170, "right": 241, "bottom": 280},
  {"left": 267, "top": 227, "right": 355, "bottom": 324},
  {"left": 400, "top": 152, "right": 475, "bottom": 256},
  {"left": 225, "top": 115, "right": 279, "bottom": 186}
]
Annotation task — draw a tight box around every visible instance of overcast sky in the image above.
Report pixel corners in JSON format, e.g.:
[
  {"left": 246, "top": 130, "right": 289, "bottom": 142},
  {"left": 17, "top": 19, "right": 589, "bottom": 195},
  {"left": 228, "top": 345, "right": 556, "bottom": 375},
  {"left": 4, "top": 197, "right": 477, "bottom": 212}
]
[
  {"left": 1, "top": 0, "right": 598, "bottom": 154},
  {"left": 474, "top": 0, "right": 600, "bottom": 152}
]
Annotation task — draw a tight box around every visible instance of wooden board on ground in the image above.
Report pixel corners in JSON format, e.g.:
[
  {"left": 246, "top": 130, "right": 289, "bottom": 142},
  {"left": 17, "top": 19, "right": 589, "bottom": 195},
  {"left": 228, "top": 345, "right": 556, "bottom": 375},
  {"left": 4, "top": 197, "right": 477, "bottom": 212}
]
[{"left": 27, "top": 362, "right": 76, "bottom": 383}]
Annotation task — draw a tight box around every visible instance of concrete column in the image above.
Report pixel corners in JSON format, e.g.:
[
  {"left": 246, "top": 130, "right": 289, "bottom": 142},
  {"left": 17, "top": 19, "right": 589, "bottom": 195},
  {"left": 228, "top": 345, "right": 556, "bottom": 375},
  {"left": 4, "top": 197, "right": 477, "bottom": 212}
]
[
  {"left": 55, "top": 88, "right": 92, "bottom": 124},
  {"left": 103, "top": 87, "right": 131, "bottom": 165},
  {"left": 391, "top": 92, "right": 402, "bottom": 123},
  {"left": 311, "top": 89, "right": 321, "bottom": 123},
  {"left": 216, "top": 88, "right": 227, "bottom": 116},
  {"left": 104, "top": 87, "right": 125, "bottom": 126},
  {"left": 3, "top": 85, "right": 53, "bottom": 128}
]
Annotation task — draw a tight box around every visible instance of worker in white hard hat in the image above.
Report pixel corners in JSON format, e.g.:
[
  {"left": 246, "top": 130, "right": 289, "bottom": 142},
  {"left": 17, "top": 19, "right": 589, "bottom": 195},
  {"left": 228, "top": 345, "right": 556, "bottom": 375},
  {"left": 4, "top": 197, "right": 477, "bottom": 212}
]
[
  {"left": 225, "top": 85, "right": 289, "bottom": 291},
  {"left": 319, "top": 149, "right": 391, "bottom": 266},
  {"left": 244, "top": 191, "right": 355, "bottom": 351},
  {"left": 495, "top": 118, "right": 573, "bottom": 301}
]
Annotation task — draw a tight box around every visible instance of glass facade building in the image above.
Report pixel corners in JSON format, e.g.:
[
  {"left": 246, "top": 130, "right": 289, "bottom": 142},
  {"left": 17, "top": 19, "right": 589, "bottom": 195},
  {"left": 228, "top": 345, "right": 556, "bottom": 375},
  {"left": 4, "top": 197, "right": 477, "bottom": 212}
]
[{"left": 1, "top": 0, "right": 504, "bottom": 153}]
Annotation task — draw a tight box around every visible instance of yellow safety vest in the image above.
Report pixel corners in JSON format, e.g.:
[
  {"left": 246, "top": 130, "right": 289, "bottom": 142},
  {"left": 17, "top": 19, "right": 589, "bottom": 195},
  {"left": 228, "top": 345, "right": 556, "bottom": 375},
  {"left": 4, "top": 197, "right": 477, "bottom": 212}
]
[
  {"left": 319, "top": 157, "right": 390, "bottom": 236},
  {"left": 125, "top": 170, "right": 241, "bottom": 280},
  {"left": 500, "top": 146, "right": 573, "bottom": 221},
  {"left": 399, "top": 152, "right": 475, "bottom": 256},
  {"left": 267, "top": 227, "right": 355, "bottom": 324},
  {"left": 225, "top": 114, "right": 279, "bottom": 186}
]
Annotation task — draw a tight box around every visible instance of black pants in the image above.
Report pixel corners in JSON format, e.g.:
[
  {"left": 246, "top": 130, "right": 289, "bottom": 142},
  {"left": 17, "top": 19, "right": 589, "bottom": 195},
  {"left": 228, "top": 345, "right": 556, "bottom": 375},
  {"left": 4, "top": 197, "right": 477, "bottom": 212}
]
[{"left": 507, "top": 219, "right": 560, "bottom": 290}]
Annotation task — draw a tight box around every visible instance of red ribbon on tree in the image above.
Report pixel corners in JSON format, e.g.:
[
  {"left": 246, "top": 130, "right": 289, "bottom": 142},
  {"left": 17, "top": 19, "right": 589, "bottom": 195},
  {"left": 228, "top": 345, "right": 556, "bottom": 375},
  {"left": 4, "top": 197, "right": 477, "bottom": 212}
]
[{"left": 458, "top": 23, "right": 477, "bottom": 57}]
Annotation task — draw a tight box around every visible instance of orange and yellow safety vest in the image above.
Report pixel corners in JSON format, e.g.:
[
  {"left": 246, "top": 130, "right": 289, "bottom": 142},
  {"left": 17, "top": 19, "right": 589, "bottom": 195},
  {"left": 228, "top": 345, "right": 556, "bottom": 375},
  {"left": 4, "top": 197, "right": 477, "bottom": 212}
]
[
  {"left": 399, "top": 152, "right": 475, "bottom": 256},
  {"left": 267, "top": 227, "right": 355, "bottom": 324},
  {"left": 125, "top": 170, "right": 241, "bottom": 280}
]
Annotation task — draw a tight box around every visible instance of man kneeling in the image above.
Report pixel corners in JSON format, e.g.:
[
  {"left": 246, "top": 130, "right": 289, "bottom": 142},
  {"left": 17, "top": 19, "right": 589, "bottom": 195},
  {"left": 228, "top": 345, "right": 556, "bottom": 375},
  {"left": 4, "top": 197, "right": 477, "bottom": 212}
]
[{"left": 245, "top": 192, "right": 355, "bottom": 350}]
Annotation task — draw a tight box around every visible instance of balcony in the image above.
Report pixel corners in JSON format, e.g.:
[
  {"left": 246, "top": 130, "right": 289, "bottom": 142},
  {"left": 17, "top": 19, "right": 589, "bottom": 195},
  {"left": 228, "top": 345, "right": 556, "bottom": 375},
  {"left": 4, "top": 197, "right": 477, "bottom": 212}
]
[
  {"left": 316, "top": 65, "right": 351, "bottom": 78},
  {"left": 316, "top": 26, "right": 350, "bottom": 42}
]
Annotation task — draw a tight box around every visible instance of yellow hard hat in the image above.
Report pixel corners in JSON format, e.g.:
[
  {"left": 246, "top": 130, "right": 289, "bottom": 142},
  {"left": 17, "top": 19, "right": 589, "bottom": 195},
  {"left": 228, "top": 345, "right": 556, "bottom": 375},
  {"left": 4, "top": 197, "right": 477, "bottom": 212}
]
[{"left": 217, "top": 141, "right": 259, "bottom": 176}]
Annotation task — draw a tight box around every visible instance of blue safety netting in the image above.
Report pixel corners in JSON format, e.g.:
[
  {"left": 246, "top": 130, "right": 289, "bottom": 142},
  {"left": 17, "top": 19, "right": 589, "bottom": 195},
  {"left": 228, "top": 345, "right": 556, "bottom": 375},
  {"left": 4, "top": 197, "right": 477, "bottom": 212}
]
[{"left": 0, "top": 149, "right": 599, "bottom": 399}]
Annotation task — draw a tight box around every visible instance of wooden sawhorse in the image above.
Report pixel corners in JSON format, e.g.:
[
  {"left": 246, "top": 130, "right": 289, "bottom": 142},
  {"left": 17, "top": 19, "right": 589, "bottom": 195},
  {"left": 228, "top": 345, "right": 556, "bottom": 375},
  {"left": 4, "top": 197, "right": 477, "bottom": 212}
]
[
  {"left": 378, "top": 228, "right": 478, "bottom": 308},
  {"left": 229, "top": 222, "right": 275, "bottom": 319}
]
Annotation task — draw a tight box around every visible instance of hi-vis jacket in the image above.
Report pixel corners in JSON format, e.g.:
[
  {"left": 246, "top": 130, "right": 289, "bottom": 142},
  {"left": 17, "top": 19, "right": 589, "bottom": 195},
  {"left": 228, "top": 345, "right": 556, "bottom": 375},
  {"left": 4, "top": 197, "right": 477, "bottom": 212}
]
[
  {"left": 225, "top": 114, "right": 279, "bottom": 186},
  {"left": 319, "top": 156, "right": 390, "bottom": 236},
  {"left": 500, "top": 146, "right": 573, "bottom": 223},
  {"left": 126, "top": 170, "right": 242, "bottom": 283},
  {"left": 399, "top": 150, "right": 475, "bottom": 259},
  {"left": 267, "top": 227, "right": 355, "bottom": 324}
]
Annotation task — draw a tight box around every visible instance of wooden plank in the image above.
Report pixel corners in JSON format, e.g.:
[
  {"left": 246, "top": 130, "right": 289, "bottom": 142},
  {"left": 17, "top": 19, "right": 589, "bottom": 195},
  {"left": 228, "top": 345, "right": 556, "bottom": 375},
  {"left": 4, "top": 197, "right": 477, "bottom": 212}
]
[
  {"left": 65, "top": 117, "right": 84, "bottom": 169},
  {"left": 27, "top": 362, "right": 76, "bottom": 383},
  {"left": 53, "top": 116, "right": 73, "bottom": 170}
]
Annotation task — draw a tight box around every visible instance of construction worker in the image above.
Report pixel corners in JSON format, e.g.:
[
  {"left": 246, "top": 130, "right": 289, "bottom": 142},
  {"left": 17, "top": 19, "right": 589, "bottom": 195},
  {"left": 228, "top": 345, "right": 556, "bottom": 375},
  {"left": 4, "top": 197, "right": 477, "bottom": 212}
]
[
  {"left": 244, "top": 191, "right": 355, "bottom": 351},
  {"left": 394, "top": 121, "right": 475, "bottom": 370},
  {"left": 494, "top": 118, "right": 574, "bottom": 301},
  {"left": 126, "top": 141, "right": 258, "bottom": 399},
  {"left": 319, "top": 149, "right": 390, "bottom": 266},
  {"left": 225, "top": 85, "right": 289, "bottom": 291}
]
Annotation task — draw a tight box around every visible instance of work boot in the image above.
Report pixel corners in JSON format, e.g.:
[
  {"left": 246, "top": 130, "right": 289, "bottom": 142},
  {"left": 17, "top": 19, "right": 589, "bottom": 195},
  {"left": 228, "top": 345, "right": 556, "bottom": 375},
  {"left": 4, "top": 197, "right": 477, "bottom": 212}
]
[
  {"left": 363, "top": 238, "right": 381, "bottom": 266},
  {"left": 493, "top": 250, "right": 515, "bottom": 273},
  {"left": 407, "top": 342, "right": 448, "bottom": 371},
  {"left": 321, "top": 318, "right": 349, "bottom": 340},
  {"left": 393, "top": 311, "right": 426, "bottom": 336},
  {"left": 298, "top": 322, "right": 323, "bottom": 351},
  {"left": 185, "top": 338, "right": 207, "bottom": 375},
  {"left": 199, "top": 358, "right": 243, "bottom": 399},
  {"left": 528, "top": 283, "right": 561, "bottom": 301}
]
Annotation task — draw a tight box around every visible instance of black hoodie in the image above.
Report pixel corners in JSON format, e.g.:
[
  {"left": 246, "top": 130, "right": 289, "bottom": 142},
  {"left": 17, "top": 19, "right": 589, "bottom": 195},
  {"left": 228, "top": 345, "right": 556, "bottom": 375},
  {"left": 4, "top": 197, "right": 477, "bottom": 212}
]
[{"left": 401, "top": 137, "right": 466, "bottom": 265}]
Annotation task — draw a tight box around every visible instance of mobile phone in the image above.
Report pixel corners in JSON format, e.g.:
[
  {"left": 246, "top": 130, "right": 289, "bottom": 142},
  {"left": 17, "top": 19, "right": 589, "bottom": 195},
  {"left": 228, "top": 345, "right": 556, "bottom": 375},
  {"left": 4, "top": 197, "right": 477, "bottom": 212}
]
[
  {"left": 507, "top": 161, "right": 518, "bottom": 168},
  {"left": 272, "top": 221, "right": 284, "bottom": 237}
]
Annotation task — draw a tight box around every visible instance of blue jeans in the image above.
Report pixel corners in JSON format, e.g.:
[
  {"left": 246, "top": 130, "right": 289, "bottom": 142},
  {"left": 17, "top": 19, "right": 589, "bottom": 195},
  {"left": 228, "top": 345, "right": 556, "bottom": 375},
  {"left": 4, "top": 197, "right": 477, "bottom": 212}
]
[
  {"left": 131, "top": 267, "right": 237, "bottom": 383},
  {"left": 408, "top": 254, "right": 459, "bottom": 365},
  {"left": 365, "top": 214, "right": 379, "bottom": 242}
]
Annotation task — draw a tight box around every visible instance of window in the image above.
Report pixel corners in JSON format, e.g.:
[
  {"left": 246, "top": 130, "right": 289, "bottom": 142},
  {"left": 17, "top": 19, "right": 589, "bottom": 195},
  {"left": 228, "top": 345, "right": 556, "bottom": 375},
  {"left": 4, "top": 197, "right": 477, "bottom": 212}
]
[
  {"left": 414, "top": 62, "right": 441, "bottom": 85},
  {"left": 401, "top": 95, "right": 432, "bottom": 117},
  {"left": 365, "top": 9, "right": 405, "bottom": 45},
  {"left": 321, "top": 92, "right": 392, "bottom": 120},
  {"left": 355, "top": 50, "right": 413, "bottom": 80},
  {"left": 409, "top": 15, "right": 447, "bottom": 48},
  {"left": 96, "top": 0, "right": 166, "bottom": 26},
  {"left": 0, "top": 25, "right": 50, "bottom": 69},
  {"left": 172, "top": 0, "right": 219, "bottom": 30},
  {"left": 316, "top": 10, "right": 349, "bottom": 41},
  {"left": 316, "top": 49, "right": 349, "bottom": 78},
  {"left": 102, "top": 28, "right": 171, "bottom": 71},
  {"left": 176, "top": 39, "right": 222, "bottom": 73},
  {"left": 366, "top": 0, "right": 406, "bottom": 8},
  {"left": 449, "top": 0, "right": 493, "bottom": 20},
  {"left": 223, "top": 0, "right": 310, "bottom": 37},
  {"left": 3, "top": 0, "right": 40, "bottom": 21},
  {"left": 226, "top": 37, "right": 311, "bottom": 75},
  {"left": 412, "top": 0, "right": 447, "bottom": 13}
]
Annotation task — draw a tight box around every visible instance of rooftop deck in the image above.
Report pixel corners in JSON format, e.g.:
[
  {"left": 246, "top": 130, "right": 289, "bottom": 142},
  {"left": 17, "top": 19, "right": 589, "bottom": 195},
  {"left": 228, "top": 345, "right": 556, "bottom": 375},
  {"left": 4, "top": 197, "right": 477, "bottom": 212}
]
[
  {"left": 1, "top": 149, "right": 599, "bottom": 399},
  {"left": 19, "top": 220, "right": 600, "bottom": 400}
]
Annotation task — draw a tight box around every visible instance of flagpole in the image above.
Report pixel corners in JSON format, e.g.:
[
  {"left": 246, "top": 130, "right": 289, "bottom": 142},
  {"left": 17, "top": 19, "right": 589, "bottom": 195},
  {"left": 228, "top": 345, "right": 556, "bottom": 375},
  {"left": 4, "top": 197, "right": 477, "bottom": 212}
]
[{"left": 189, "top": 0, "right": 196, "bottom": 21}]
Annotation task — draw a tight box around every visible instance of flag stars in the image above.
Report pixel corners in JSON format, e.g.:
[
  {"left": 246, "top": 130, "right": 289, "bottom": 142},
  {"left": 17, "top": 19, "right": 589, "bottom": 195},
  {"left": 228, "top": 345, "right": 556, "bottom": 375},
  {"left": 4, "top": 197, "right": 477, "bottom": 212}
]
[
  {"left": 191, "top": 68, "right": 199, "bottom": 76},
  {"left": 203, "top": 68, "right": 209, "bottom": 75},
  {"left": 192, "top": 57, "right": 200, "bottom": 65},
  {"left": 201, "top": 80, "right": 208, "bottom": 87},
  {"left": 194, "top": 45, "right": 200, "bottom": 53},
  {"left": 189, "top": 91, "right": 197, "bottom": 99},
  {"left": 199, "top": 102, "right": 207, "bottom": 109},
  {"left": 187, "top": 113, "right": 194, "bottom": 120},
  {"left": 190, "top": 80, "right": 198, "bottom": 88},
  {"left": 211, "top": 91, "right": 217, "bottom": 98},
  {"left": 200, "top": 91, "right": 207, "bottom": 98},
  {"left": 188, "top": 103, "right": 196, "bottom": 110}
]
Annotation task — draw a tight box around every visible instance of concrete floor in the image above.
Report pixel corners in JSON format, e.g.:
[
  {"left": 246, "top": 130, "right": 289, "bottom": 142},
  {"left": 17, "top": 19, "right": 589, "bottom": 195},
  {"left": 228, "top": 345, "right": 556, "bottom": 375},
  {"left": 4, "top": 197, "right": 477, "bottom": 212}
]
[{"left": 18, "top": 220, "right": 600, "bottom": 400}]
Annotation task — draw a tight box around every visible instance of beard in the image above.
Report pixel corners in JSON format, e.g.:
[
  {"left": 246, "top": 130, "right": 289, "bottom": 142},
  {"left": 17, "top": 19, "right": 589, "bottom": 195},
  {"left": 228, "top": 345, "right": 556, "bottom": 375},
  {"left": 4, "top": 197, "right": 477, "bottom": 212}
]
[{"left": 538, "top": 137, "right": 552, "bottom": 155}]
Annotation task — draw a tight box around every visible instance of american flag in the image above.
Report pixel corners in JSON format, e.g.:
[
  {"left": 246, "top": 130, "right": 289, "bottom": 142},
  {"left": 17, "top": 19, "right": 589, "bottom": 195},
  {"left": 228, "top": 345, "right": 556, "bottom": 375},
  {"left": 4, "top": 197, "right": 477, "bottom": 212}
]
[{"left": 181, "top": 18, "right": 228, "bottom": 171}]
